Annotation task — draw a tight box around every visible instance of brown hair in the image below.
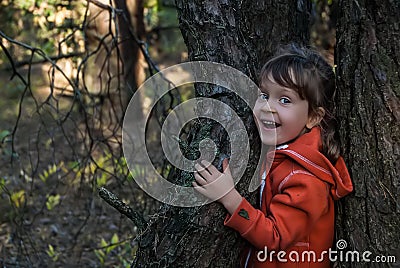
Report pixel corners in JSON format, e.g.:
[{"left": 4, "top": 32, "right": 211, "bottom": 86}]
[{"left": 259, "top": 43, "right": 340, "bottom": 163}]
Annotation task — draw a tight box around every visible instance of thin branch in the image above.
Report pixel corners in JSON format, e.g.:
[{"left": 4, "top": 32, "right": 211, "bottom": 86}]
[
  {"left": 0, "top": 36, "right": 28, "bottom": 84},
  {"left": 3, "top": 52, "right": 85, "bottom": 70}
]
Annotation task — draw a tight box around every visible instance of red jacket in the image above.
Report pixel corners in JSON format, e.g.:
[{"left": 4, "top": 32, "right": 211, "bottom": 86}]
[{"left": 224, "top": 127, "right": 353, "bottom": 268}]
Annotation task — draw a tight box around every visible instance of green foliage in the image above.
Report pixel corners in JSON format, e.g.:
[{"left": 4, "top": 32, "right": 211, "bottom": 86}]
[
  {"left": 10, "top": 189, "right": 25, "bottom": 208},
  {"left": 46, "top": 194, "right": 60, "bottom": 210},
  {"left": 0, "top": 130, "right": 11, "bottom": 143},
  {"left": 39, "top": 163, "right": 59, "bottom": 183},
  {"left": 46, "top": 244, "right": 59, "bottom": 262},
  {"left": 143, "top": 0, "right": 185, "bottom": 58},
  {"left": 0, "top": 0, "right": 85, "bottom": 63},
  {"left": 96, "top": 173, "right": 108, "bottom": 187},
  {"left": 94, "top": 234, "right": 134, "bottom": 268},
  {"left": 14, "top": 0, "right": 35, "bottom": 10},
  {"left": 0, "top": 178, "right": 6, "bottom": 194},
  {"left": 93, "top": 154, "right": 113, "bottom": 187},
  {"left": 144, "top": 0, "right": 159, "bottom": 9},
  {"left": 94, "top": 246, "right": 106, "bottom": 266},
  {"left": 108, "top": 233, "right": 119, "bottom": 254}
]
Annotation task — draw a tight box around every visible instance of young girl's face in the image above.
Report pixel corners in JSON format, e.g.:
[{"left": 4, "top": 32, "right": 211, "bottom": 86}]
[{"left": 254, "top": 76, "right": 313, "bottom": 146}]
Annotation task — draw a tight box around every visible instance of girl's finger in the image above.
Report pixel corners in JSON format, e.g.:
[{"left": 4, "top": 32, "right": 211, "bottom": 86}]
[
  {"left": 192, "top": 181, "right": 202, "bottom": 188},
  {"left": 192, "top": 181, "right": 207, "bottom": 195},
  {"left": 201, "top": 160, "right": 219, "bottom": 175},
  {"left": 194, "top": 172, "right": 207, "bottom": 185},
  {"left": 195, "top": 163, "right": 212, "bottom": 178},
  {"left": 222, "top": 158, "right": 231, "bottom": 175},
  {"left": 192, "top": 181, "right": 203, "bottom": 191}
]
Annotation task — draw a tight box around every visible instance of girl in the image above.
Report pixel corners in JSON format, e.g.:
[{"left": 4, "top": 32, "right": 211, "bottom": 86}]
[{"left": 193, "top": 44, "right": 353, "bottom": 268}]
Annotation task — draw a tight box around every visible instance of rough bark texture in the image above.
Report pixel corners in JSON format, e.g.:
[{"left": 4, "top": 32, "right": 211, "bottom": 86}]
[
  {"left": 132, "top": 1, "right": 311, "bottom": 267},
  {"left": 335, "top": 0, "right": 400, "bottom": 267}
]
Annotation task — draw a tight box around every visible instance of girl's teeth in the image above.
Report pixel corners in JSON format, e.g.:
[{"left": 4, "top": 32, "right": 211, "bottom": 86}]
[
  {"left": 262, "top": 121, "right": 277, "bottom": 128},
  {"left": 261, "top": 120, "right": 281, "bottom": 129}
]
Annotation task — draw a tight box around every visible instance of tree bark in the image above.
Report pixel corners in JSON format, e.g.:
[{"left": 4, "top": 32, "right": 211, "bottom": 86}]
[
  {"left": 335, "top": 0, "right": 400, "bottom": 267},
  {"left": 132, "top": 1, "right": 311, "bottom": 267}
]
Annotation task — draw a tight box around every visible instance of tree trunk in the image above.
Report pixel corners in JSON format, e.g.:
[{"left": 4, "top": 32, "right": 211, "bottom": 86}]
[
  {"left": 335, "top": 0, "right": 400, "bottom": 267},
  {"left": 114, "top": 0, "right": 146, "bottom": 99},
  {"left": 132, "top": 1, "right": 311, "bottom": 267}
]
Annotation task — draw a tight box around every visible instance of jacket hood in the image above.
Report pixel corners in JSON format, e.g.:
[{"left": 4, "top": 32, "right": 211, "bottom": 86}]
[{"left": 271, "top": 127, "right": 353, "bottom": 200}]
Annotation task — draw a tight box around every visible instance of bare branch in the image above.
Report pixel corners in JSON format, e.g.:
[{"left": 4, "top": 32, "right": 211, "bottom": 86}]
[
  {"left": 2, "top": 52, "right": 85, "bottom": 70},
  {"left": 98, "top": 187, "right": 147, "bottom": 231},
  {"left": 0, "top": 35, "right": 28, "bottom": 84}
]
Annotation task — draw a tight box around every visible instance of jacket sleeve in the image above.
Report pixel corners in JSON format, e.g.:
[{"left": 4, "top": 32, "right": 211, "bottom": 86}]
[{"left": 224, "top": 173, "right": 330, "bottom": 250}]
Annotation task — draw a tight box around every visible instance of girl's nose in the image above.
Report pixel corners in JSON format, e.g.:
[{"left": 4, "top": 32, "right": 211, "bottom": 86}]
[{"left": 262, "top": 100, "right": 277, "bottom": 113}]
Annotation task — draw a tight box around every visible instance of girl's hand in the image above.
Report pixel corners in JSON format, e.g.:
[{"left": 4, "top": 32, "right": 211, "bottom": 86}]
[{"left": 193, "top": 159, "right": 242, "bottom": 213}]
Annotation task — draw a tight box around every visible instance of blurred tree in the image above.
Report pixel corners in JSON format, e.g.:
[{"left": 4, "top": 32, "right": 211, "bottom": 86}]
[
  {"left": 335, "top": 0, "right": 400, "bottom": 267},
  {"left": 131, "top": 0, "right": 312, "bottom": 267},
  {"left": 114, "top": 0, "right": 146, "bottom": 97},
  {"left": 311, "top": 0, "right": 337, "bottom": 50},
  {"left": 310, "top": 0, "right": 338, "bottom": 64},
  {"left": 83, "top": 0, "right": 147, "bottom": 143}
]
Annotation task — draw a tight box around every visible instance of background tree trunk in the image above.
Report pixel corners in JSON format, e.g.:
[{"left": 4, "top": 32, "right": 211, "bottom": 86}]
[
  {"left": 83, "top": 0, "right": 146, "bottom": 148},
  {"left": 335, "top": 0, "right": 400, "bottom": 267},
  {"left": 114, "top": 0, "right": 146, "bottom": 99},
  {"left": 132, "top": 0, "right": 311, "bottom": 267}
]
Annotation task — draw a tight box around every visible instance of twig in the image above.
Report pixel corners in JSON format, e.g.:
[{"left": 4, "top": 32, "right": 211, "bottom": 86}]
[
  {"left": 98, "top": 187, "right": 147, "bottom": 231},
  {"left": 3, "top": 52, "right": 85, "bottom": 70},
  {"left": 0, "top": 36, "right": 28, "bottom": 84}
]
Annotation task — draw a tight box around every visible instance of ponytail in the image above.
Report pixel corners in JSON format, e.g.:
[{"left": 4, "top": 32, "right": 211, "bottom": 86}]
[{"left": 320, "top": 111, "right": 340, "bottom": 164}]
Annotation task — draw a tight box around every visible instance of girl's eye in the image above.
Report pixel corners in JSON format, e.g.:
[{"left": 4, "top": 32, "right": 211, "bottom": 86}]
[
  {"left": 279, "top": 97, "right": 291, "bottom": 104},
  {"left": 259, "top": 93, "right": 269, "bottom": 100}
]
